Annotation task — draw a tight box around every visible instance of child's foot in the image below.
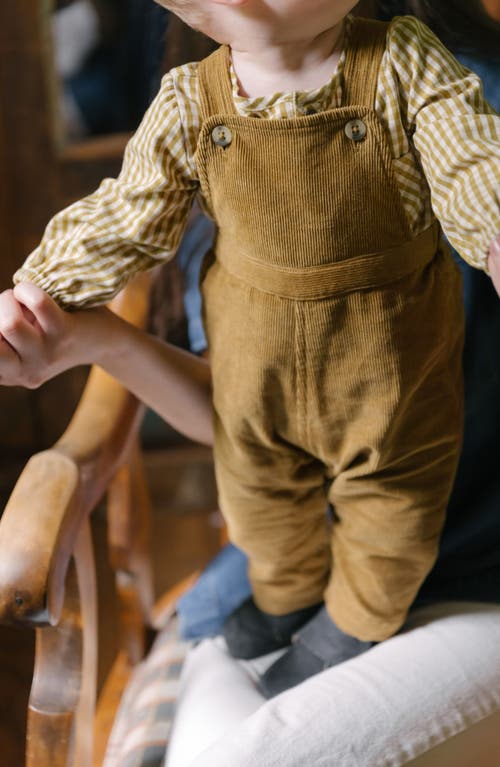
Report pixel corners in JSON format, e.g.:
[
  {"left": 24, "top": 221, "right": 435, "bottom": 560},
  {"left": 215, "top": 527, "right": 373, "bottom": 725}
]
[
  {"left": 259, "top": 606, "right": 375, "bottom": 698},
  {"left": 223, "top": 597, "right": 322, "bottom": 659}
]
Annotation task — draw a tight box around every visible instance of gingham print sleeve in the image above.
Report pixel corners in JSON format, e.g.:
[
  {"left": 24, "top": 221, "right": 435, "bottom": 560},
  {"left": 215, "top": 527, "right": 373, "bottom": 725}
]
[
  {"left": 14, "top": 71, "right": 199, "bottom": 308},
  {"left": 384, "top": 16, "right": 500, "bottom": 270}
]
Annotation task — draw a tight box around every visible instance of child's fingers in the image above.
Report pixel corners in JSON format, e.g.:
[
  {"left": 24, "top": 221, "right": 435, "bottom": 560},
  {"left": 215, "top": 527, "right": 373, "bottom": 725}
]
[
  {"left": 0, "top": 334, "right": 21, "bottom": 387},
  {"left": 488, "top": 235, "right": 500, "bottom": 297},
  {"left": 20, "top": 304, "right": 37, "bottom": 326},
  {"left": 13, "top": 282, "right": 63, "bottom": 336},
  {"left": 0, "top": 333, "right": 20, "bottom": 361},
  {"left": 0, "top": 289, "right": 39, "bottom": 356},
  {"left": 489, "top": 235, "right": 500, "bottom": 260}
]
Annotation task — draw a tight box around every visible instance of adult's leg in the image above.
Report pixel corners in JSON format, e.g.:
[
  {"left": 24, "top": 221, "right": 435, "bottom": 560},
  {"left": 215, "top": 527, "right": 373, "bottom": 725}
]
[{"left": 166, "top": 602, "right": 500, "bottom": 767}]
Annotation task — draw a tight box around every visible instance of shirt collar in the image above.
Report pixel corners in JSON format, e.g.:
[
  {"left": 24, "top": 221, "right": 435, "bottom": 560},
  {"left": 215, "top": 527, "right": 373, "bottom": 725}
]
[{"left": 229, "top": 15, "right": 352, "bottom": 117}]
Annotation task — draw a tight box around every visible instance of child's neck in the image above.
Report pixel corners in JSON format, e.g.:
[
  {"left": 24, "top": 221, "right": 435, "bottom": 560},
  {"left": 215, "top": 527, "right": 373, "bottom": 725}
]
[{"left": 229, "top": 21, "right": 345, "bottom": 98}]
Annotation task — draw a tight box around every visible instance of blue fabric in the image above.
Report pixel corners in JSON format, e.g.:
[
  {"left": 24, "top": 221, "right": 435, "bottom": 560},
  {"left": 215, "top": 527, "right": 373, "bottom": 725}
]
[
  {"left": 453, "top": 54, "right": 500, "bottom": 109},
  {"left": 176, "top": 212, "right": 214, "bottom": 354},
  {"left": 177, "top": 544, "right": 251, "bottom": 640}
]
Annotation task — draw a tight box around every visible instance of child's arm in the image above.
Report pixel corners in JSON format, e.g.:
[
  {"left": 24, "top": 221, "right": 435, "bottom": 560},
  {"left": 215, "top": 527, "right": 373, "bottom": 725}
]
[
  {"left": 384, "top": 17, "right": 500, "bottom": 283},
  {"left": 0, "top": 282, "right": 213, "bottom": 446},
  {"left": 13, "top": 68, "right": 199, "bottom": 311}
]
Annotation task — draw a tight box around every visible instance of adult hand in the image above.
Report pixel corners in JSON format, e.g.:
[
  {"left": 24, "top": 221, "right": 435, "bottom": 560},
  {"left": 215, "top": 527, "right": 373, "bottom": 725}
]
[
  {"left": 488, "top": 235, "right": 500, "bottom": 298},
  {"left": 0, "top": 282, "right": 103, "bottom": 388}
]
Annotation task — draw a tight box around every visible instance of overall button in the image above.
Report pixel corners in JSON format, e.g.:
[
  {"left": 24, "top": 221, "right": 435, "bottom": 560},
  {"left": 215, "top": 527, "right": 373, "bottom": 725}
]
[
  {"left": 212, "top": 125, "right": 233, "bottom": 147},
  {"left": 345, "top": 119, "right": 367, "bottom": 142}
]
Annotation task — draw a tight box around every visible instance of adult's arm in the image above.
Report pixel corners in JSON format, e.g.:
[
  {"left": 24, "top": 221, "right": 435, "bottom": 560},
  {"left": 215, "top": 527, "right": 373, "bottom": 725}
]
[{"left": 0, "top": 282, "right": 213, "bottom": 446}]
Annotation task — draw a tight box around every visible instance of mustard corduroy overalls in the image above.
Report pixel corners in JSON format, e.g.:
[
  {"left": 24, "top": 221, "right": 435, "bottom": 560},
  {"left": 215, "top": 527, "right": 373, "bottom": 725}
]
[{"left": 195, "top": 18, "right": 464, "bottom": 642}]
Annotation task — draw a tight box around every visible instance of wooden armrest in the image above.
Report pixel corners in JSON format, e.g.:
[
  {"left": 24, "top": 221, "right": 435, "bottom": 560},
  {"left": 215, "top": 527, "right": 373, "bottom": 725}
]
[{"left": 0, "top": 272, "right": 152, "bottom": 628}]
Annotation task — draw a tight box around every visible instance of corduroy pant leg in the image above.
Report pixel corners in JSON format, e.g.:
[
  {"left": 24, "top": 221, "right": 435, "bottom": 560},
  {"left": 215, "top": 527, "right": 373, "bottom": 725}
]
[
  {"left": 204, "top": 261, "right": 332, "bottom": 615},
  {"left": 214, "top": 431, "right": 332, "bottom": 615},
  {"left": 319, "top": 257, "right": 465, "bottom": 642}
]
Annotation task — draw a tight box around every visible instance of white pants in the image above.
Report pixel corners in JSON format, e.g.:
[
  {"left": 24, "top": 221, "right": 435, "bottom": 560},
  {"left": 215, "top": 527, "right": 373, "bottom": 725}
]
[{"left": 165, "top": 602, "right": 500, "bottom": 767}]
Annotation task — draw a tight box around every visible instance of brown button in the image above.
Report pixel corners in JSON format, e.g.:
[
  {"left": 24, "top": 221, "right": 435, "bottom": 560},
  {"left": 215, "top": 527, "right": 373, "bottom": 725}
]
[
  {"left": 212, "top": 125, "right": 233, "bottom": 148},
  {"left": 345, "top": 119, "right": 367, "bottom": 142}
]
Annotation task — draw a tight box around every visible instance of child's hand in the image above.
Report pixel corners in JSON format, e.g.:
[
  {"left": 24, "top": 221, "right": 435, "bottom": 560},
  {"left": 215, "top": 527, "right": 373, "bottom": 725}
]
[
  {"left": 0, "top": 282, "right": 89, "bottom": 388},
  {"left": 488, "top": 235, "right": 500, "bottom": 298}
]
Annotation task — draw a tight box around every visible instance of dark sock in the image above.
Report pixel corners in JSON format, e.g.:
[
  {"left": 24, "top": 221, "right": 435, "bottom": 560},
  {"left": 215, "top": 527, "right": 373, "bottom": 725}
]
[
  {"left": 259, "top": 606, "right": 375, "bottom": 698},
  {"left": 223, "top": 597, "right": 323, "bottom": 660}
]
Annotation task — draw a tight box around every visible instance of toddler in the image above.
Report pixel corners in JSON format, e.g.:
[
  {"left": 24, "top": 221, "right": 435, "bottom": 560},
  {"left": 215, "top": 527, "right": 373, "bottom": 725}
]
[{"left": 1, "top": 0, "right": 499, "bottom": 697}]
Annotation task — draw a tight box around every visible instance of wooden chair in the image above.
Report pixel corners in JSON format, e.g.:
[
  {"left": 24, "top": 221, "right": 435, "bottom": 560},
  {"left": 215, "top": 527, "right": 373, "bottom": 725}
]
[
  {"left": 0, "top": 269, "right": 221, "bottom": 767},
  {"left": 0, "top": 3, "right": 142, "bottom": 760},
  {"left": 0, "top": 275, "right": 148, "bottom": 767}
]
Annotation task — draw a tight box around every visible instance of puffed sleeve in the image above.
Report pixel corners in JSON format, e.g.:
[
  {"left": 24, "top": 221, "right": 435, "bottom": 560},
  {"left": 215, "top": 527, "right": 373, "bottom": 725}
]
[
  {"left": 385, "top": 16, "right": 500, "bottom": 270},
  {"left": 14, "top": 70, "right": 199, "bottom": 308}
]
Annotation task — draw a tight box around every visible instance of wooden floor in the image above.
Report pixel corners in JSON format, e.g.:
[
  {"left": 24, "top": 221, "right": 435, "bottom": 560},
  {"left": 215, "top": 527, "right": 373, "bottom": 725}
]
[{"left": 0, "top": 443, "right": 220, "bottom": 766}]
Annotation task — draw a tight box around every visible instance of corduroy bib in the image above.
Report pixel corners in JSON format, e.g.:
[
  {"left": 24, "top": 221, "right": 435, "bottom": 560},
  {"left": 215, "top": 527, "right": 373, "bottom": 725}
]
[{"left": 195, "top": 18, "right": 465, "bottom": 641}]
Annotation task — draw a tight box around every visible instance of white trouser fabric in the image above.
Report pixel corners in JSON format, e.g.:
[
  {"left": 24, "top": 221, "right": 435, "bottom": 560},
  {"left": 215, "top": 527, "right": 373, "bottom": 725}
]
[{"left": 165, "top": 602, "right": 500, "bottom": 767}]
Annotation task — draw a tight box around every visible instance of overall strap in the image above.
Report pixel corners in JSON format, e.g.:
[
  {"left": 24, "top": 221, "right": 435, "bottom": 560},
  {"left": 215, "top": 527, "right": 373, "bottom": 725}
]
[
  {"left": 342, "top": 18, "right": 389, "bottom": 108},
  {"left": 198, "top": 45, "right": 236, "bottom": 120}
]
